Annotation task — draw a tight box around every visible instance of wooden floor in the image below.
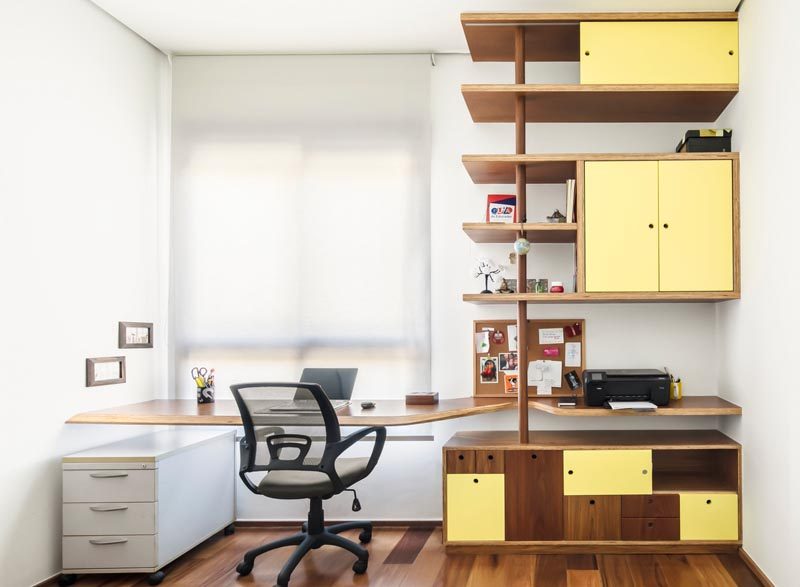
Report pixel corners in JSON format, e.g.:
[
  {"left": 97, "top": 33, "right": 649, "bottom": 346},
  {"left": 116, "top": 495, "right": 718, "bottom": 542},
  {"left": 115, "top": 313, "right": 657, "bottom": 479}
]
[{"left": 59, "top": 526, "right": 763, "bottom": 587}]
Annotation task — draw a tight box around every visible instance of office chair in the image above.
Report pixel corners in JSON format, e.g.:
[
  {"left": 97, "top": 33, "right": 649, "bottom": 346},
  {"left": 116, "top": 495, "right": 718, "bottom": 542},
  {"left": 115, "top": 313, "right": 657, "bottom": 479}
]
[{"left": 231, "top": 382, "right": 387, "bottom": 586}]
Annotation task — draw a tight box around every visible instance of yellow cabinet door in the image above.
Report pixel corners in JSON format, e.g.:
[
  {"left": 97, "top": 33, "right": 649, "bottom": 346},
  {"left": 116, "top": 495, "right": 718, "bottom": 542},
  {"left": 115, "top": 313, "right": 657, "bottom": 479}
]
[
  {"left": 580, "top": 22, "right": 739, "bottom": 84},
  {"left": 584, "top": 161, "right": 659, "bottom": 292},
  {"left": 680, "top": 493, "right": 739, "bottom": 541},
  {"left": 564, "top": 450, "right": 652, "bottom": 496},
  {"left": 658, "top": 160, "right": 734, "bottom": 292},
  {"left": 446, "top": 474, "right": 505, "bottom": 541}
]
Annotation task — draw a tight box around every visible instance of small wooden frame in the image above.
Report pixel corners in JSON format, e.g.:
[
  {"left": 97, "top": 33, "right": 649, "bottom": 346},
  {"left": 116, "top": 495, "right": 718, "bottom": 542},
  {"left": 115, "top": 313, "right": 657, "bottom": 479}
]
[
  {"left": 86, "top": 356, "right": 126, "bottom": 387},
  {"left": 118, "top": 321, "right": 153, "bottom": 349},
  {"left": 473, "top": 319, "right": 586, "bottom": 398}
]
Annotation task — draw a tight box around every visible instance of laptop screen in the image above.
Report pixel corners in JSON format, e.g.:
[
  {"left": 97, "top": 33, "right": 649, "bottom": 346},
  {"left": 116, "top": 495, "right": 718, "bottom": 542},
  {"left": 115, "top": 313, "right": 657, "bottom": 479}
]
[{"left": 294, "top": 368, "right": 358, "bottom": 400}]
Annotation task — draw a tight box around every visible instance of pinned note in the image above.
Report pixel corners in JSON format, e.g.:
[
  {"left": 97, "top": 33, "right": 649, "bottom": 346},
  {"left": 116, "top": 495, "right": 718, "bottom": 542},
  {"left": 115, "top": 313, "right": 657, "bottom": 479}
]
[
  {"left": 565, "top": 342, "right": 581, "bottom": 367},
  {"left": 538, "top": 328, "right": 564, "bottom": 345},
  {"left": 474, "top": 331, "right": 490, "bottom": 353}
]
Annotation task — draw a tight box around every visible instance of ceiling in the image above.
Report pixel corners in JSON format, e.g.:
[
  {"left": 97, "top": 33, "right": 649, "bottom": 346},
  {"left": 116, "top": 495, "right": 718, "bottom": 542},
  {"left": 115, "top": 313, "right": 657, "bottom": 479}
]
[{"left": 89, "top": 0, "right": 741, "bottom": 56}]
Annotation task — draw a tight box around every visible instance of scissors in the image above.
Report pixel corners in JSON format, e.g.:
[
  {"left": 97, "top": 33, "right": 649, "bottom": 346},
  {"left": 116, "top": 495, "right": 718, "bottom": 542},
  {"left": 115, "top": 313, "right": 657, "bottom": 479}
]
[{"left": 191, "top": 367, "right": 208, "bottom": 388}]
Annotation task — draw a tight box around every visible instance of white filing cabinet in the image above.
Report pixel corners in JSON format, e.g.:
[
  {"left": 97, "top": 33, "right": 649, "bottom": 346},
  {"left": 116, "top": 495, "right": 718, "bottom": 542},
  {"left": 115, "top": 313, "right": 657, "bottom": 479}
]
[{"left": 60, "top": 429, "right": 235, "bottom": 586}]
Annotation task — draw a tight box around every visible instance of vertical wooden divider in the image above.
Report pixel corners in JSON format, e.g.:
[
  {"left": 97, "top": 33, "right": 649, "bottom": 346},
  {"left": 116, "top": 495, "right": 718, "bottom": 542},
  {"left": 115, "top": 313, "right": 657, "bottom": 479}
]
[{"left": 514, "top": 26, "right": 529, "bottom": 444}]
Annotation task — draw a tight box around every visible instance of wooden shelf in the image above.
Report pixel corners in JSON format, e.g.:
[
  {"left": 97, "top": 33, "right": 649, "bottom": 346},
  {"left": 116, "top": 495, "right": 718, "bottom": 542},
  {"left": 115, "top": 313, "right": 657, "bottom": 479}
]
[
  {"left": 463, "top": 222, "right": 577, "bottom": 244},
  {"left": 463, "top": 291, "right": 739, "bottom": 304},
  {"left": 529, "top": 396, "right": 741, "bottom": 417},
  {"left": 462, "top": 153, "right": 738, "bottom": 184},
  {"left": 462, "top": 12, "right": 738, "bottom": 62},
  {"left": 462, "top": 84, "right": 739, "bottom": 123}
]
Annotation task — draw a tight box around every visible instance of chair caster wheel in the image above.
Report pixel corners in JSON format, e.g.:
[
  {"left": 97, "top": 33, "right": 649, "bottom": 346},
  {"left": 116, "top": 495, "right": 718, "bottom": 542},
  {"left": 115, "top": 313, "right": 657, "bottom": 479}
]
[
  {"left": 358, "top": 530, "right": 372, "bottom": 544},
  {"left": 353, "top": 559, "right": 368, "bottom": 574},
  {"left": 58, "top": 574, "right": 77, "bottom": 586},
  {"left": 236, "top": 561, "right": 253, "bottom": 576},
  {"left": 147, "top": 571, "right": 165, "bottom": 585},
  {"left": 224, "top": 523, "right": 235, "bottom": 536}
]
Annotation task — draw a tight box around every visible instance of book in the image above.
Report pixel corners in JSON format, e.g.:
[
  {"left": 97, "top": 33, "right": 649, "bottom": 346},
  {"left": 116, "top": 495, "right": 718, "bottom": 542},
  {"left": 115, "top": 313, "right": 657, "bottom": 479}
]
[
  {"left": 565, "top": 179, "right": 576, "bottom": 223},
  {"left": 486, "top": 194, "right": 516, "bottom": 223}
]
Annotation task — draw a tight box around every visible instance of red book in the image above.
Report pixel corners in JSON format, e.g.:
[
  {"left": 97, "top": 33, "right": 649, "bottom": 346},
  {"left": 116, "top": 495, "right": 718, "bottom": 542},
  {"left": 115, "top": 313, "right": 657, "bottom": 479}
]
[{"left": 486, "top": 194, "right": 516, "bottom": 223}]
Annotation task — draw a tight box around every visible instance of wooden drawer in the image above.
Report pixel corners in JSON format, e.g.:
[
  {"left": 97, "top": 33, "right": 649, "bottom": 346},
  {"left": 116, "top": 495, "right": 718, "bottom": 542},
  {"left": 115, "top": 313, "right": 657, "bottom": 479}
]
[
  {"left": 622, "top": 494, "right": 679, "bottom": 518},
  {"left": 445, "top": 450, "right": 475, "bottom": 473},
  {"left": 63, "top": 535, "right": 156, "bottom": 570},
  {"left": 446, "top": 474, "right": 505, "bottom": 542},
  {"left": 504, "top": 450, "right": 563, "bottom": 541},
  {"left": 680, "top": 493, "right": 739, "bottom": 541},
  {"left": 564, "top": 496, "right": 621, "bottom": 541},
  {"left": 63, "top": 469, "right": 156, "bottom": 503},
  {"left": 63, "top": 503, "right": 156, "bottom": 536},
  {"left": 564, "top": 450, "right": 652, "bottom": 495},
  {"left": 475, "top": 449, "right": 504, "bottom": 473},
  {"left": 621, "top": 517, "right": 680, "bottom": 541},
  {"left": 580, "top": 21, "right": 738, "bottom": 84}
]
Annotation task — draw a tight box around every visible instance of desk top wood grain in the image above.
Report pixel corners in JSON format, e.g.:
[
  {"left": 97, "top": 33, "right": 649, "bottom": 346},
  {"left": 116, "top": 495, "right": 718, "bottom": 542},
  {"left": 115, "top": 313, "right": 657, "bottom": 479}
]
[{"left": 65, "top": 398, "right": 515, "bottom": 427}]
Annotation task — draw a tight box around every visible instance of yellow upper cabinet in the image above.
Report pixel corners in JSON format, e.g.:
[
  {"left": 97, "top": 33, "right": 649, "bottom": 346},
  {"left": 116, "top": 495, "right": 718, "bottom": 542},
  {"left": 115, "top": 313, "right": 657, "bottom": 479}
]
[
  {"left": 659, "top": 160, "right": 734, "bottom": 292},
  {"left": 585, "top": 161, "right": 659, "bottom": 292},
  {"left": 563, "top": 449, "right": 652, "bottom": 496},
  {"left": 580, "top": 21, "right": 739, "bottom": 85}
]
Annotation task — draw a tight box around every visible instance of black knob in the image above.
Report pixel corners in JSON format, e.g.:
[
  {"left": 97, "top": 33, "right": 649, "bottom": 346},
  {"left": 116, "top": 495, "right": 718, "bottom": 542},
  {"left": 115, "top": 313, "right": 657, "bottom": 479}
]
[
  {"left": 531, "top": 453, "right": 537, "bottom": 460},
  {"left": 488, "top": 454, "right": 494, "bottom": 461},
  {"left": 585, "top": 50, "right": 590, "bottom": 56},
  {"left": 729, "top": 50, "right": 735, "bottom": 55},
  {"left": 458, "top": 454, "right": 464, "bottom": 460},
  {"left": 663, "top": 223, "right": 669, "bottom": 229},
  {"left": 706, "top": 499, "right": 712, "bottom": 504},
  {"left": 568, "top": 470, "right": 574, "bottom": 475},
  {"left": 589, "top": 499, "right": 595, "bottom": 505},
  {"left": 647, "top": 522, "right": 654, "bottom": 528},
  {"left": 473, "top": 478, "right": 479, "bottom": 484},
  {"left": 648, "top": 223, "right": 654, "bottom": 229}
]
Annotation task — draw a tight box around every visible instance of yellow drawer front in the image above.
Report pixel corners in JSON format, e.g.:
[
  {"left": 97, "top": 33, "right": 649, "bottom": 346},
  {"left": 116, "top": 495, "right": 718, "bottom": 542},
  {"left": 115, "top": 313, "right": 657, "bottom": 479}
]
[
  {"left": 658, "top": 160, "right": 734, "bottom": 292},
  {"left": 680, "top": 493, "right": 739, "bottom": 541},
  {"left": 446, "top": 474, "right": 505, "bottom": 541},
  {"left": 584, "top": 161, "right": 659, "bottom": 292},
  {"left": 564, "top": 450, "right": 652, "bottom": 496},
  {"left": 580, "top": 21, "right": 738, "bottom": 84}
]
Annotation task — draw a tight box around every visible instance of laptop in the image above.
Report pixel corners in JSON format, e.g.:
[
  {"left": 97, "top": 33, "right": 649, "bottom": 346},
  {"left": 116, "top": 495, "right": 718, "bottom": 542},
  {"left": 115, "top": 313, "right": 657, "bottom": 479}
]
[{"left": 267, "top": 368, "right": 357, "bottom": 412}]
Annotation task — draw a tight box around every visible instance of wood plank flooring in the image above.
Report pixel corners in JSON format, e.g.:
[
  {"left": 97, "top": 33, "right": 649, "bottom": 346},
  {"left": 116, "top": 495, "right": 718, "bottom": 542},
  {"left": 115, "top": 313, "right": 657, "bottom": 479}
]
[{"left": 55, "top": 526, "right": 763, "bottom": 586}]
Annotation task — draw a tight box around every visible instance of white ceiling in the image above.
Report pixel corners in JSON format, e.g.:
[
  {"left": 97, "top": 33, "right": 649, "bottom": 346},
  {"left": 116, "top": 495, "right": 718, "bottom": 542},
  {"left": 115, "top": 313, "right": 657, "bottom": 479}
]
[{"left": 89, "top": 0, "right": 741, "bottom": 56}]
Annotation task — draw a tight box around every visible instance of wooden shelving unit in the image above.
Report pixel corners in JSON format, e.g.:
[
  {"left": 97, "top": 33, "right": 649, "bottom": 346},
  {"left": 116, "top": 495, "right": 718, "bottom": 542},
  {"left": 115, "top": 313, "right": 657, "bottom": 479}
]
[
  {"left": 462, "top": 84, "right": 739, "bottom": 123},
  {"left": 463, "top": 222, "right": 577, "bottom": 244},
  {"left": 464, "top": 291, "right": 739, "bottom": 304}
]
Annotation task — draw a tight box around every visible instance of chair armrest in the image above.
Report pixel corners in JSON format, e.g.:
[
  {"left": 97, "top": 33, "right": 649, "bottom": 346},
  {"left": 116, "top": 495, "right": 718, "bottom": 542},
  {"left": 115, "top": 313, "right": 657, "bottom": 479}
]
[{"left": 320, "top": 426, "right": 387, "bottom": 493}]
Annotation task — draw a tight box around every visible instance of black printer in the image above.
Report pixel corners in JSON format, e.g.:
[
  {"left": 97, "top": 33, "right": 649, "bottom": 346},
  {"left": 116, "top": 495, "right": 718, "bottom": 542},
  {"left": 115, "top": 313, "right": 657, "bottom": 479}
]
[{"left": 583, "top": 369, "right": 670, "bottom": 407}]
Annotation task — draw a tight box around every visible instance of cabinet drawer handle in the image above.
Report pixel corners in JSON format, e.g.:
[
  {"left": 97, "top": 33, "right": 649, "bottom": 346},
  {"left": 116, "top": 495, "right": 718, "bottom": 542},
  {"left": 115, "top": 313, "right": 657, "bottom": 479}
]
[
  {"left": 568, "top": 470, "right": 574, "bottom": 475},
  {"left": 706, "top": 499, "right": 712, "bottom": 505},
  {"left": 648, "top": 223, "right": 654, "bottom": 229},
  {"left": 473, "top": 478, "right": 479, "bottom": 484},
  {"left": 89, "top": 538, "right": 128, "bottom": 546},
  {"left": 89, "top": 506, "right": 129, "bottom": 513},
  {"left": 642, "top": 469, "right": 648, "bottom": 475},
  {"left": 663, "top": 223, "right": 669, "bottom": 229},
  {"left": 89, "top": 472, "right": 129, "bottom": 479}
]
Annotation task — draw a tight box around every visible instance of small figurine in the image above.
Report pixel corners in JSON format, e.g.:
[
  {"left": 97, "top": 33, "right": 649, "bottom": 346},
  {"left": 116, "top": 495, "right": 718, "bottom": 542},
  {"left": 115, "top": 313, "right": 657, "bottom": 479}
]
[
  {"left": 495, "top": 278, "right": 514, "bottom": 294},
  {"left": 473, "top": 258, "right": 503, "bottom": 294},
  {"left": 547, "top": 209, "right": 567, "bottom": 223}
]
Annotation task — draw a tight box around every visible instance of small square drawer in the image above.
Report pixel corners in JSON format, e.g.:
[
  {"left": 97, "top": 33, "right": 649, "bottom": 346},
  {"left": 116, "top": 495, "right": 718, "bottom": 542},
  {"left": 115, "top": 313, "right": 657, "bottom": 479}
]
[
  {"left": 63, "top": 535, "right": 157, "bottom": 570},
  {"left": 621, "top": 517, "right": 680, "bottom": 541},
  {"left": 680, "top": 493, "right": 739, "bottom": 541},
  {"left": 445, "top": 450, "right": 475, "bottom": 473},
  {"left": 63, "top": 503, "right": 156, "bottom": 536},
  {"left": 63, "top": 470, "right": 156, "bottom": 503},
  {"left": 622, "top": 494, "right": 679, "bottom": 518}
]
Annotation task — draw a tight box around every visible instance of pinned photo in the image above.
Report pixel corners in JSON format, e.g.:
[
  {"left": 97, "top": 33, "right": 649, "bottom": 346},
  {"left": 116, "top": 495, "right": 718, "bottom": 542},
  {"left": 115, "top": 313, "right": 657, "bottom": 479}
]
[
  {"left": 480, "top": 356, "right": 499, "bottom": 384},
  {"left": 504, "top": 373, "right": 518, "bottom": 394},
  {"left": 498, "top": 352, "right": 518, "bottom": 372}
]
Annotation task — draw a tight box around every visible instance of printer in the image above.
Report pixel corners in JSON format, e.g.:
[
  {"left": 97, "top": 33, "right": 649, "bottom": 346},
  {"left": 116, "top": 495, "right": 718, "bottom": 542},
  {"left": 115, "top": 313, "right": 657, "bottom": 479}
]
[{"left": 583, "top": 369, "right": 670, "bottom": 407}]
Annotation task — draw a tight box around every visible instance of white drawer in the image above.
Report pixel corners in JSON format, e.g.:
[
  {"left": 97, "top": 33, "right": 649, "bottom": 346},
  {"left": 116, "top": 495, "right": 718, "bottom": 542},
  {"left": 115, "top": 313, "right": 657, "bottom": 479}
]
[
  {"left": 63, "top": 503, "right": 156, "bottom": 536},
  {"left": 63, "top": 535, "right": 156, "bottom": 570},
  {"left": 63, "top": 469, "right": 156, "bottom": 503}
]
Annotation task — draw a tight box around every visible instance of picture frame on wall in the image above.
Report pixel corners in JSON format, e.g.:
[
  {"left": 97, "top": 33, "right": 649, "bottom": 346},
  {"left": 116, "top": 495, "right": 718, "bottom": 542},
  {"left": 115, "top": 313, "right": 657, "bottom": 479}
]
[
  {"left": 86, "top": 356, "right": 126, "bottom": 387},
  {"left": 118, "top": 321, "right": 153, "bottom": 349}
]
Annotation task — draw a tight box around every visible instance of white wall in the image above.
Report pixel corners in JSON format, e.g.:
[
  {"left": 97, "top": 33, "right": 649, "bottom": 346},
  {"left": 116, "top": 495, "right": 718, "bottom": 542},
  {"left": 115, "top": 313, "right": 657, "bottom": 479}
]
[
  {"left": 715, "top": 2, "right": 800, "bottom": 585},
  {"left": 0, "top": 1, "right": 168, "bottom": 585}
]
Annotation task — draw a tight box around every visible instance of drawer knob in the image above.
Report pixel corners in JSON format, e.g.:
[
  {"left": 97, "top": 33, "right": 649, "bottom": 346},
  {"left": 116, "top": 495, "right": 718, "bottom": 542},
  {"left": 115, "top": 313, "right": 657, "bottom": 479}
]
[
  {"left": 458, "top": 454, "right": 464, "bottom": 461},
  {"left": 648, "top": 223, "right": 654, "bottom": 229},
  {"left": 568, "top": 470, "right": 574, "bottom": 475},
  {"left": 706, "top": 499, "right": 712, "bottom": 505},
  {"left": 584, "top": 50, "right": 590, "bottom": 56},
  {"left": 729, "top": 50, "right": 735, "bottom": 55},
  {"left": 647, "top": 522, "right": 654, "bottom": 528},
  {"left": 473, "top": 478, "right": 479, "bottom": 484},
  {"left": 642, "top": 469, "right": 648, "bottom": 475},
  {"left": 663, "top": 223, "right": 669, "bottom": 229},
  {"left": 487, "top": 454, "right": 494, "bottom": 461},
  {"left": 531, "top": 453, "right": 537, "bottom": 460},
  {"left": 589, "top": 499, "right": 595, "bottom": 505}
]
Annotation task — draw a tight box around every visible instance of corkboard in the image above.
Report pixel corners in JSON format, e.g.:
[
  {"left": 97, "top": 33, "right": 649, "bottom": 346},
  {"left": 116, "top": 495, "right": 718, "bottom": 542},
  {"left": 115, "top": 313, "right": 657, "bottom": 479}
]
[{"left": 473, "top": 319, "right": 586, "bottom": 398}]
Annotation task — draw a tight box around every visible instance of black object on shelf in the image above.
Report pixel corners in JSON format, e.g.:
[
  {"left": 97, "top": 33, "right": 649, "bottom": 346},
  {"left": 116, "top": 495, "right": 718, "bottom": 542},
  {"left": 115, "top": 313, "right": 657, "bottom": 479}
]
[{"left": 676, "top": 129, "right": 732, "bottom": 153}]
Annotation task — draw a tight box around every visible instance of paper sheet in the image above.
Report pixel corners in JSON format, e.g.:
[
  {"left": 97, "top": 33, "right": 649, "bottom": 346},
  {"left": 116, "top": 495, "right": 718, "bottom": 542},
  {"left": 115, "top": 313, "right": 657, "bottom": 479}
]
[
  {"left": 608, "top": 401, "right": 658, "bottom": 411},
  {"left": 527, "top": 360, "right": 562, "bottom": 388},
  {"left": 538, "top": 327, "right": 564, "bottom": 345},
  {"left": 508, "top": 325, "right": 518, "bottom": 352},
  {"left": 565, "top": 342, "right": 581, "bottom": 367},
  {"left": 474, "top": 331, "right": 490, "bottom": 353}
]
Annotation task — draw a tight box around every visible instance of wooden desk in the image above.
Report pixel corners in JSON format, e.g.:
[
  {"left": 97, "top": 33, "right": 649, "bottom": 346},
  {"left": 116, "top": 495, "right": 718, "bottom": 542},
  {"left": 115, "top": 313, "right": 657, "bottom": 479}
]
[{"left": 65, "top": 398, "right": 515, "bottom": 427}]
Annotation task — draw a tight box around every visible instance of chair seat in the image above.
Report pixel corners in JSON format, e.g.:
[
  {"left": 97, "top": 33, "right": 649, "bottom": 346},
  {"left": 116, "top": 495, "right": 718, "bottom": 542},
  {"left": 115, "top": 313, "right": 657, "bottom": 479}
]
[{"left": 258, "top": 457, "right": 370, "bottom": 499}]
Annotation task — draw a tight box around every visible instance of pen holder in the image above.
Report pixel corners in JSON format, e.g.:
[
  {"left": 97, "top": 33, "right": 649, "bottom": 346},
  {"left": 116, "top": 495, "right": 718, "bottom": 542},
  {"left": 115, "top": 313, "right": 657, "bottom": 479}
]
[{"left": 197, "top": 385, "right": 215, "bottom": 404}]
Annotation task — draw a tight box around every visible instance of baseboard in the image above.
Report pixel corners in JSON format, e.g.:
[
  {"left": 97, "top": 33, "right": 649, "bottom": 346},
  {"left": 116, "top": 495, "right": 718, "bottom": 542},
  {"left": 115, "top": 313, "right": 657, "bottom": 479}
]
[
  {"left": 236, "top": 520, "right": 442, "bottom": 528},
  {"left": 739, "top": 548, "right": 774, "bottom": 587},
  {"left": 31, "top": 571, "right": 60, "bottom": 587}
]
